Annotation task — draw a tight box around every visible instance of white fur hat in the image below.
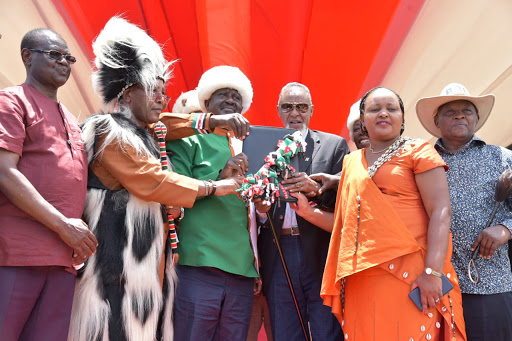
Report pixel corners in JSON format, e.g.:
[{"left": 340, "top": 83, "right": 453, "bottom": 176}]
[
  {"left": 172, "top": 90, "right": 202, "bottom": 114},
  {"left": 346, "top": 100, "right": 361, "bottom": 141},
  {"left": 416, "top": 83, "right": 495, "bottom": 138},
  {"left": 197, "top": 65, "right": 253, "bottom": 114}
]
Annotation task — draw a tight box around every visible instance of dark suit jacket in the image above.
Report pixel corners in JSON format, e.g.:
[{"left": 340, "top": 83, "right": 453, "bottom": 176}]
[{"left": 258, "top": 129, "right": 350, "bottom": 297}]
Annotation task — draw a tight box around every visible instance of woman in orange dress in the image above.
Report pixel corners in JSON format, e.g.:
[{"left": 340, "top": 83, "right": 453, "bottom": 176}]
[{"left": 290, "top": 87, "right": 466, "bottom": 340}]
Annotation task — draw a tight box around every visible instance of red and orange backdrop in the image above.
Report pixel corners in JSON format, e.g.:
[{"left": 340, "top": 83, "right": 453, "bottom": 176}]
[{"left": 1, "top": 0, "right": 511, "bottom": 147}]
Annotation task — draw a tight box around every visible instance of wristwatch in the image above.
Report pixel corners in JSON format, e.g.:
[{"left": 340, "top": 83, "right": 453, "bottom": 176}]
[{"left": 425, "top": 267, "right": 442, "bottom": 278}]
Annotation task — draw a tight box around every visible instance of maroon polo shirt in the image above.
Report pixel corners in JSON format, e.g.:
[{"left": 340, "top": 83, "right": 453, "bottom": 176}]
[{"left": 0, "top": 83, "right": 87, "bottom": 268}]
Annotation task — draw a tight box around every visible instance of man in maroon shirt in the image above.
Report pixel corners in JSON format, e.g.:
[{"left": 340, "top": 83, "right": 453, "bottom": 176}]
[{"left": 0, "top": 28, "right": 97, "bottom": 340}]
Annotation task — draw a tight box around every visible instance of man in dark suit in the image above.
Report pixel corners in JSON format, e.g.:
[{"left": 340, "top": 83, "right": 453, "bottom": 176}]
[{"left": 255, "top": 82, "right": 349, "bottom": 340}]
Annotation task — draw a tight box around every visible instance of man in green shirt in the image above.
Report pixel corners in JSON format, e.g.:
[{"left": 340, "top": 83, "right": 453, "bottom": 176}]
[{"left": 167, "top": 65, "right": 258, "bottom": 340}]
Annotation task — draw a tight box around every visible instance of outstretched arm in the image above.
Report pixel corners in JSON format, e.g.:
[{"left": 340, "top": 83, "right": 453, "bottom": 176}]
[
  {"left": 95, "top": 141, "right": 241, "bottom": 206},
  {"left": 289, "top": 192, "right": 334, "bottom": 232},
  {"left": 309, "top": 173, "right": 340, "bottom": 195},
  {"left": 159, "top": 112, "right": 250, "bottom": 140}
]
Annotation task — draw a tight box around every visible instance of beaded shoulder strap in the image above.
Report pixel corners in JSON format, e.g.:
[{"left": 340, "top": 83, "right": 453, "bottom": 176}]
[{"left": 367, "top": 137, "right": 413, "bottom": 178}]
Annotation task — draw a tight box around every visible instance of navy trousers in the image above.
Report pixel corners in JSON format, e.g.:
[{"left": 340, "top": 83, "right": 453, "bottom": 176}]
[
  {"left": 266, "top": 235, "right": 342, "bottom": 341},
  {"left": 173, "top": 265, "right": 254, "bottom": 341},
  {"left": 463, "top": 292, "right": 512, "bottom": 341}
]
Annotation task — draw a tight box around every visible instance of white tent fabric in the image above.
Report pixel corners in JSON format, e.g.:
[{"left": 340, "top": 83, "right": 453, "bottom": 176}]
[
  {"left": 0, "top": 0, "right": 101, "bottom": 122},
  {"left": 382, "top": 0, "right": 512, "bottom": 147}
]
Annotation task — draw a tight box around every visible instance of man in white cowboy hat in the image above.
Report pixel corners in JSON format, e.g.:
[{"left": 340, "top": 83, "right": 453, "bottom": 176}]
[
  {"left": 167, "top": 65, "right": 259, "bottom": 341},
  {"left": 416, "top": 83, "right": 512, "bottom": 340}
]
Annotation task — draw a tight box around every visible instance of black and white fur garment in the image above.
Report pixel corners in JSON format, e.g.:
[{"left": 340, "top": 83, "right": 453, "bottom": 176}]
[{"left": 68, "top": 113, "right": 176, "bottom": 341}]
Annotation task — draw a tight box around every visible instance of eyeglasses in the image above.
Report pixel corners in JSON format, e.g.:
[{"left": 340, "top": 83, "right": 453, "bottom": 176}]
[
  {"left": 28, "top": 49, "right": 77, "bottom": 64},
  {"left": 280, "top": 103, "right": 310, "bottom": 113},
  {"left": 152, "top": 91, "right": 171, "bottom": 109}
]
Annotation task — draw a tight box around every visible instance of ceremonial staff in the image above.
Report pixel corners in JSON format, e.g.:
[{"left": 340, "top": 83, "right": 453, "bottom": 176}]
[
  {"left": 154, "top": 122, "right": 179, "bottom": 260},
  {"left": 239, "top": 131, "right": 310, "bottom": 341}
]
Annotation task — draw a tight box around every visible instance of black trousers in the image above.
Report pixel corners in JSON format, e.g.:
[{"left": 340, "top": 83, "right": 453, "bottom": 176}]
[{"left": 462, "top": 292, "right": 512, "bottom": 341}]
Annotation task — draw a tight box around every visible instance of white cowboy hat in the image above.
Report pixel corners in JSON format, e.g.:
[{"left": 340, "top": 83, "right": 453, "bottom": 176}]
[{"left": 415, "top": 83, "right": 495, "bottom": 138}]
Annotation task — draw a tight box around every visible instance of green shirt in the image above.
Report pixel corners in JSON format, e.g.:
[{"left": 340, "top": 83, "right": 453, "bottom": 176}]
[{"left": 167, "top": 134, "right": 258, "bottom": 278}]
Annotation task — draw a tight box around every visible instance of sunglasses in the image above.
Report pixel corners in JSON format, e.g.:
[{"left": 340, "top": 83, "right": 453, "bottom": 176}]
[
  {"left": 280, "top": 103, "right": 310, "bottom": 113},
  {"left": 28, "top": 49, "right": 77, "bottom": 64}
]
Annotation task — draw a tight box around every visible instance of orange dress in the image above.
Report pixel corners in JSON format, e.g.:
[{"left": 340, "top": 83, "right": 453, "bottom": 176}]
[{"left": 321, "top": 139, "right": 466, "bottom": 340}]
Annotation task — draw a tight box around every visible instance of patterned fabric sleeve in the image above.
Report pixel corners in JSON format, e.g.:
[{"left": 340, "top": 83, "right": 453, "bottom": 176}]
[{"left": 498, "top": 146, "right": 512, "bottom": 231}]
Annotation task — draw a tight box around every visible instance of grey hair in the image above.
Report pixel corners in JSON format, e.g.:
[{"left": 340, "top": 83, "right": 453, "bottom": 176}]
[{"left": 278, "top": 82, "right": 312, "bottom": 104}]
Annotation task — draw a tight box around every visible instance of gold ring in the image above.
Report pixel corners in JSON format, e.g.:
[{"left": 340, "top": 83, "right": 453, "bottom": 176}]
[{"left": 295, "top": 182, "right": 301, "bottom": 188}]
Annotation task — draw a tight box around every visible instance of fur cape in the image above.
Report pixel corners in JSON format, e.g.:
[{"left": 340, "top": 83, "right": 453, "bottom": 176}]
[{"left": 68, "top": 113, "right": 176, "bottom": 341}]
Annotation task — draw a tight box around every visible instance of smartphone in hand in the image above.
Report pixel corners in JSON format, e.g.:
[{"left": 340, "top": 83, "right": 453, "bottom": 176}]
[{"left": 408, "top": 274, "right": 454, "bottom": 311}]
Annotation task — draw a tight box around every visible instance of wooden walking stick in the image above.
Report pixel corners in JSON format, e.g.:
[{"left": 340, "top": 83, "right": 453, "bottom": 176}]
[{"left": 266, "top": 211, "right": 310, "bottom": 341}]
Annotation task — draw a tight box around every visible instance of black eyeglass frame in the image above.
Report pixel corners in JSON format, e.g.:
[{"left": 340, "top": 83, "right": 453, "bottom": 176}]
[{"left": 28, "top": 48, "right": 77, "bottom": 64}]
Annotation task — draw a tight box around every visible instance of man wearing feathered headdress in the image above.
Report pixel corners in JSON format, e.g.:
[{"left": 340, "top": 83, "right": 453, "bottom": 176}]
[{"left": 67, "top": 17, "right": 245, "bottom": 341}]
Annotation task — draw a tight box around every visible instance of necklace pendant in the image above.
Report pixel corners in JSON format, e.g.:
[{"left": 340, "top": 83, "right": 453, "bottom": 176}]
[
  {"left": 369, "top": 145, "right": 389, "bottom": 154},
  {"left": 367, "top": 136, "right": 412, "bottom": 178}
]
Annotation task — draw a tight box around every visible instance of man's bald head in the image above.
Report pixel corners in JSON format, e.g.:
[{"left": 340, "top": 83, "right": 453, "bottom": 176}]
[
  {"left": 20, "top": 28, "right": 63, "bottom": 52},
  {"left": 20, "top": 28, "right": 72, "bottom": 99}
]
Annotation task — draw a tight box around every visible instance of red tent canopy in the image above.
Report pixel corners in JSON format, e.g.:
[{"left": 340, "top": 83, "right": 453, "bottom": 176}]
[{"left": 54, "top": 0, "right": 423, "bottom": 138}]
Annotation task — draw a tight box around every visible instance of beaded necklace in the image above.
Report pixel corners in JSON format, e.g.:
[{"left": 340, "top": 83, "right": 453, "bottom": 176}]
[{"left": 367, "top": 136, "right": 412, "bottom": 178}]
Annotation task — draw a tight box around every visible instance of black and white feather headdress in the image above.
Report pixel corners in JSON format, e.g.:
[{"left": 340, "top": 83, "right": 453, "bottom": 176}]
[{"left": 91, "top": 16, "right": 173, "bottom": 111}]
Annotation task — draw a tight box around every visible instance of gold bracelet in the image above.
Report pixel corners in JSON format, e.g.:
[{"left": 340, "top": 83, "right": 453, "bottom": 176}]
[{"left": 425, "top": 267, "right": 442, "bottom": 278}]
